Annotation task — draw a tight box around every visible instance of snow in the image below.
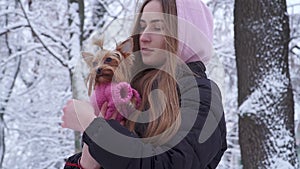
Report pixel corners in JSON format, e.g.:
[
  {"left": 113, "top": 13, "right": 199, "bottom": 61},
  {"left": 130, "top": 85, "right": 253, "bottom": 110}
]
[
  {"left": 287, "top": 0, "right": 300, "bottom": 15},
  {"left": 239, "top": 68, "right": 298, "bottom": 167},
  {"left": 268, "top": 157, "right": 295, "bottom": 169},
  {"left": 296, "top": 103, "right": 300, "bottom": 120},
  {"left": 239, "top": 65, "right": 289, "bottom": 116}
]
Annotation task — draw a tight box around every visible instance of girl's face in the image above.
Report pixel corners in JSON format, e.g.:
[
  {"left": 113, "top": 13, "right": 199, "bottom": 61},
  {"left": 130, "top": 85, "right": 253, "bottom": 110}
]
[{"left": 139, "top": 1, "right": 167, "bottom": 67}]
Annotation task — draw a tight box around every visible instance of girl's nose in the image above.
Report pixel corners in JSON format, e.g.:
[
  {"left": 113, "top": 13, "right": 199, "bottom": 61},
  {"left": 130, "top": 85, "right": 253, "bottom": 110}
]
[{"left": 140, "top": 31, "right": 151, "bottom": 42}]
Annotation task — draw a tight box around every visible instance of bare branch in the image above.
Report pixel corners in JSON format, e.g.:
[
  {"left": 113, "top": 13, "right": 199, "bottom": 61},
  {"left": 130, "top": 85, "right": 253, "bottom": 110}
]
[
  {"left": 0, "top": 44, "right": 47, "bottom": 67},
  {"left": 290, "top": 45, "right": 300, "bottom": 55},
  {"left": 40, "top": 32, "right": 68, "bottom": 50},
  {"left": 0, "top": 9, "right": 24, "bottom": 17},
  {"left": 17, "top": 0, "right": 68, "bottom": 68},
  {"left": 0, "top": 23, "right": 29, "bottom": 36}
]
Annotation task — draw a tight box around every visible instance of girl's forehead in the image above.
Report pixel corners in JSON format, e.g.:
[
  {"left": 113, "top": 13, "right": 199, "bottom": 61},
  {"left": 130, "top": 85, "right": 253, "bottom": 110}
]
[
  {"left": 140, "top": 12, "right": 164, "bottom": 23},
  {"left": 143, "top": 0, "right": 163, "bottom": 13}
]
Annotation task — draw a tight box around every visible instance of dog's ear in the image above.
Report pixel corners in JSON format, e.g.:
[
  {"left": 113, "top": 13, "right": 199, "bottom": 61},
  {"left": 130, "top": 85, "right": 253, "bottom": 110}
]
[
  {"left": 91, "top": 33, "right": 104, "bottom": 49},
  {"left": 81, "top": 52, "right": 95, "bottom": 67},
  {"left": 116, "top": 38, "right": 133, "bottom": 58},
  {"left": 93, "top": 38, "right": 104, "bottom": 49}
]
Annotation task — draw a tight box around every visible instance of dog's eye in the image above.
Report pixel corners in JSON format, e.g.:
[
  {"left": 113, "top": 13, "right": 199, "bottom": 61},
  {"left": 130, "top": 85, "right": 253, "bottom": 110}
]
[{"left": 104, "top": 57, "right": 112, "bottom": 63}]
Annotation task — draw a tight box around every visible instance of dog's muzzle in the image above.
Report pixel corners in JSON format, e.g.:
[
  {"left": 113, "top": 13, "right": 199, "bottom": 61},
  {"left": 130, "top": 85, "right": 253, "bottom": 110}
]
[{"left": 96, "top": 68, "right": 102, "bottom": 74}]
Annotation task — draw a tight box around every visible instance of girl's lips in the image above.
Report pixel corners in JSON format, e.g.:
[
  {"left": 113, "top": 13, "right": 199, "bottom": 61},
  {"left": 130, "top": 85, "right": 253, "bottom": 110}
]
[{"left": 141, "top": 48, "right": 154, "bottom": 55}]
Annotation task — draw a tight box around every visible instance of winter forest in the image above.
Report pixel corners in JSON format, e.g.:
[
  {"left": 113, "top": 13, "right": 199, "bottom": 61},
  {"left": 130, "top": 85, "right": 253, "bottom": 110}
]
[{"left": 0, "top": 0, "right": 300, "bottom": 168}]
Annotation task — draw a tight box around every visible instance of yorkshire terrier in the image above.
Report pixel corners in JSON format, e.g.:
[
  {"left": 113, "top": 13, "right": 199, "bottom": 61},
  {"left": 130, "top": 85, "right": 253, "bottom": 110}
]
[{"left": 82, "top": 37, "right": 141, "bottom": 122}]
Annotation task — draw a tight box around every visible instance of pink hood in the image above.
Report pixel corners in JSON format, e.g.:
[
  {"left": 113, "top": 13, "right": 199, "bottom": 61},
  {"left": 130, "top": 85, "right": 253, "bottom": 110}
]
[{"left": 176, "top": 0, "right": 213, "bottom": 64}]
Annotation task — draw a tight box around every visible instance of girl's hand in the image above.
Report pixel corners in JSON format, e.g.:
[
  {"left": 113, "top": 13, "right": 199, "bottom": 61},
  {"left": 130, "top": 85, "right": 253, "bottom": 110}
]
[
  {"left": 61, "top": 99, "right": 96, "bottom": 132},
  {"left": 80, "top": 143, "right": 101, "bottom": 169}
]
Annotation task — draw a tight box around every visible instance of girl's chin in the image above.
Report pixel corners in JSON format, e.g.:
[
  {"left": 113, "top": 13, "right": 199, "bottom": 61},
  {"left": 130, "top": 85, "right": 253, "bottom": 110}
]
[
  {"left": 141, "top": 50, "right": 154, "bottom": 56},
  {"left": 142, "top": 58, "right": 165, "bottom": 68}
]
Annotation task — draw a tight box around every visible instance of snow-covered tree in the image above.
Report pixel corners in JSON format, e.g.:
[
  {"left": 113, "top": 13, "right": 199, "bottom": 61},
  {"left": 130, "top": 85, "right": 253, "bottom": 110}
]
[
  {"left": 0, "top": 0, "right": 299, "bottom": 168},
  {"left": 0, "top": 0, "right": 28, "bottom": 167},
  {"left": 234, "top": 0, "right": 299, "bottom": 168}
]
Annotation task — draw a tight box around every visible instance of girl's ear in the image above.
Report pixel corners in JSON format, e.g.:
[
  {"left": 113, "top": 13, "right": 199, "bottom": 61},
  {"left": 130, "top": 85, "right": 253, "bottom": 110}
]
[
  {"left": 116, "top": 38, "right": 133, "bottom": 58},
  {"left": 81, "top": 52, "right": 95, "bottom": 67}
]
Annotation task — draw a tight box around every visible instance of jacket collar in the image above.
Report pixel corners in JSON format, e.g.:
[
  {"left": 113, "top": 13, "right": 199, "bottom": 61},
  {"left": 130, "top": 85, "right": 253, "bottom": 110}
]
[{"left": 186, "top": 61, "right": 207, "bottom": 78}]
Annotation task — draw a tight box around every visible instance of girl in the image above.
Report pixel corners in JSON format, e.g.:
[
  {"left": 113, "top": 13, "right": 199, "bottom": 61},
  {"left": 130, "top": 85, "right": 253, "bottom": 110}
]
[{"left": 62, "top": 0, "right": 227, "bottom": 168}]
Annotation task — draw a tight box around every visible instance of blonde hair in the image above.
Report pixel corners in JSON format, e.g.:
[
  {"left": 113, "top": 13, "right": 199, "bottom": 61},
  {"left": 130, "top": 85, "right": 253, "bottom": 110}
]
[{"left": 127, "top": 0, "right": 181, "bottom": 146}]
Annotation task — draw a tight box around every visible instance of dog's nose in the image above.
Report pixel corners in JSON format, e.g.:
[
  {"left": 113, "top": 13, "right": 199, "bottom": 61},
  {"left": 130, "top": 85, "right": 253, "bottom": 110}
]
[{"left": 96, "top": 68, "right": 102, "bottom": 74}]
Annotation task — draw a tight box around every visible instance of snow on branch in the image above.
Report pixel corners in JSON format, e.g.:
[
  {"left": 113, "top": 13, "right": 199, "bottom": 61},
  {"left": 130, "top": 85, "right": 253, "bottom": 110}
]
[
  {"left": 17, "top": 0, "right": 68, "bottom": 68},
  {"left": 0, "top": 9, "right": 24, "bottom": 17},
  {"left": 0, "top": 44, "right": 56, "bottom": 68},
  {"left": 0, "top": 22, "right": 29, "bottom": 36}
]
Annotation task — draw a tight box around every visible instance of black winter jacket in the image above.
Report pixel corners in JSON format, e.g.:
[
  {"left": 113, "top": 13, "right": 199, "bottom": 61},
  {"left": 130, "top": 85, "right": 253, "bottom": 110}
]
[{"left": 65, "top": 61, "right": 227, "bottom": 169}]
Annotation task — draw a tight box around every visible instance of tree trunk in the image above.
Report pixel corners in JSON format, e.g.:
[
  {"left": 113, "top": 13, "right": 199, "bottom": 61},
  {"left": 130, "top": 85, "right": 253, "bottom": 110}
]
[
  {"left": 234, "top": 0, "right": 299, "bottom": 168},
  {"left": 68, "top": 0, "right": 85, "bottom": 153},
  {"left": 84, "top": 0, "right": 107, "bottom": 40},
  {"left": 0, "top": 1, "right": 22, "bottom": 166}
]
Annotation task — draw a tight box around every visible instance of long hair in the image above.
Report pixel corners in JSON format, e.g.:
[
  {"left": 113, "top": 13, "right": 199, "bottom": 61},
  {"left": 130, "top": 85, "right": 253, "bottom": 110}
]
[{"left": 127, "top": 0, "right": 181, "bottom": 146}]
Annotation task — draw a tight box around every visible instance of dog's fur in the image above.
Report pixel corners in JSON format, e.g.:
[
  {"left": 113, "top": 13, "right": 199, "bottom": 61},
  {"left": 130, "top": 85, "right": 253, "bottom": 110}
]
[
  {"left": 81, "top": 37, "right": 140, "bottom": 121},
  {"left": 82, "top": 37, "right": 134, "bottom": 96}
]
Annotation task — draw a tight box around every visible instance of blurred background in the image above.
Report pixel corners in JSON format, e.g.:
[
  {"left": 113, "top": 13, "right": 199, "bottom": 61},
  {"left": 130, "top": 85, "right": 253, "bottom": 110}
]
[{"left": 0, "top": 0, "right": 299, "bottom": 168}]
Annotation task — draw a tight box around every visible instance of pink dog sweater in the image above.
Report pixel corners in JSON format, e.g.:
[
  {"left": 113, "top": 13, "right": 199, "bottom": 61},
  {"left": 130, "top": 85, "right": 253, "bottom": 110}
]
[{"left": 90, "top": 82, "right": 141, "bottom": 122}]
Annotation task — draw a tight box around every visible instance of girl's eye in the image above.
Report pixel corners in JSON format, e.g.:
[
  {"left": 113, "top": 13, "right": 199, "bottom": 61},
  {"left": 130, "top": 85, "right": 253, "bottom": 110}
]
[
  {"left": 139, "top": 21, "right": 146, "bottom": 32},
  {"left": 104, "top": 57, "right": 112, "bottom": 63},
  {"left": 139, "top": 21, "right": 164, "bottom": 33},
  {"left": 139, "top": 26, "right": 146, "bottom": 32},
  {"left": 152, "top": 23, "right": 164, "bottom": 31},
  {"left": 153, "top": 26, "right": 161, "bottom": 31}
]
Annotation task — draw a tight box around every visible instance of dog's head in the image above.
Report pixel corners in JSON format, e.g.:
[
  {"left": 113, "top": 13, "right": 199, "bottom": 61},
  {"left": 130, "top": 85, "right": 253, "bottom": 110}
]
[{"left": 82, "top": 37, "right": 134, "bottom": 96}]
